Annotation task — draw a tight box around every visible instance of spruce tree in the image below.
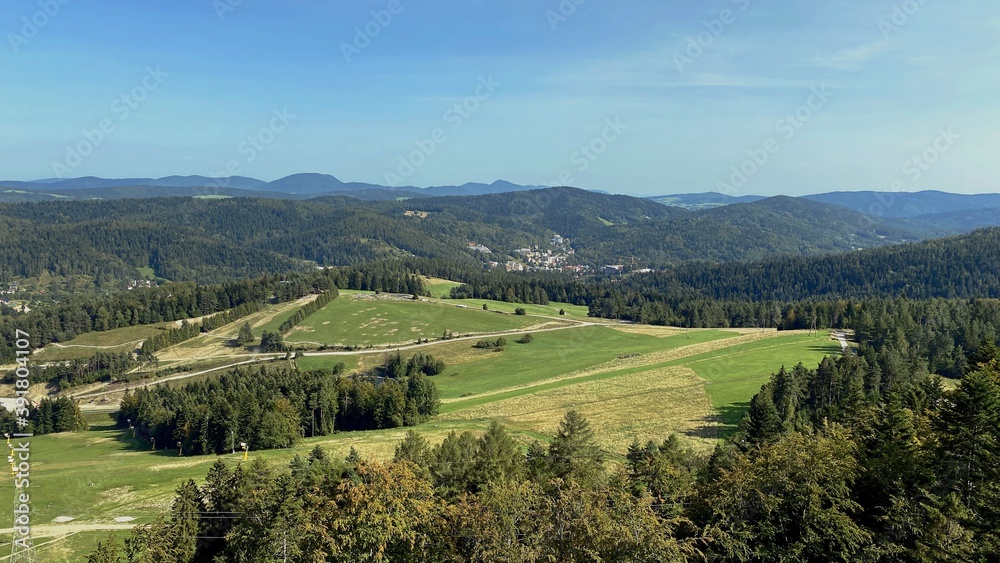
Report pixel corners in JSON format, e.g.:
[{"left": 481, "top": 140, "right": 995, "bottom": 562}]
[
  {"left": 548, "top": 410, "right": 604, "bottom": 485},
  {"left": 236, "top": 322, "right": 254, "bottom": 345},
  {"left": 472, "top": 421, "right": 523, "bottom": 488},
  {"left": 743, "top": 387, "right": 783, "bottom": 444}
]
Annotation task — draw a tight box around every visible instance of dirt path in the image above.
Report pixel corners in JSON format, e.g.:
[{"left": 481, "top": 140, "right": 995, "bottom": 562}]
[
  {"left": 70, "top": 356, "right": 287, "bottom": 400},
  {"left": 50, "top": 340, "right": 144, "bottom": 349},
  {"left": 0, "top": 522, "right": 137, "bottom": 536},
  {"left": 70, "top": 320, "right": 601, "bottom": 401},
  {"left": 440, "top": 329, "right": 794, "bottom": 405},
  {"left": 834, "top": 331, "right": 849, "bottom": 352}
]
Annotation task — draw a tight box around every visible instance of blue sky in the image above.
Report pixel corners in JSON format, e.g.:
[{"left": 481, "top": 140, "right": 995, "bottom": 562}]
[{"left": 1, "top": 0, "right": 997, "bottom": 195}]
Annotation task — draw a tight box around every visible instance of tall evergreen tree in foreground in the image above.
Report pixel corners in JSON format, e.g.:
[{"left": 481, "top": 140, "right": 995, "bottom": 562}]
[{"left": 548, "top": 410, "right": 604, "bottom": 486}]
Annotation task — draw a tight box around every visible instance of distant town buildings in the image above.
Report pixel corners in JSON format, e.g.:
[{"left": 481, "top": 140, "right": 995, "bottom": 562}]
[
  {"left": 511, "top": 234, "right": 576, "bottom": 270},
  {"left": 470, "top": 234, "right": 646, "bottom": 278}
]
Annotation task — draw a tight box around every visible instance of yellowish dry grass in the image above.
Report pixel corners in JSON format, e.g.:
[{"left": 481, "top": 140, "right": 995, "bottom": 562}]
[
  {"left": 607, "top": 324, "right": 688, "bottom": 337},
  {"left": 441, "top": 366, "right": 718, "bottom": 453},
  {"left": 147, "top": 458, "right": 217, "bottom": 472},
  {"left": 303, "top": 425, "right": 489, "bottom": 462},
  {"left": 439, "top": 329, "right": 787, "bottom": 406},
  {"left": 244, "top": 294, "right": 320, "bottom": 333}
]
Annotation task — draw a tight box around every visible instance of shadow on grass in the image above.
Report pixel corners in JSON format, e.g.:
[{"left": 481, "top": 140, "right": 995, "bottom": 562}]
[
  {"left": 685, "top": 402, "right": 750, "bottom": 441},
  {"left": 107, "top": 422, "right": 183, "bottom": 456},
  {"left": 90, "top": 421, "right": 118, "bottom": 432}
]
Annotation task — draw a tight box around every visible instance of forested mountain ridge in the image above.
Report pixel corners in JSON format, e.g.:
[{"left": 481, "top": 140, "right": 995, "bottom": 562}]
[
  {"left": 607, "top": 226, "right": 1000, "bottom": 302},
  {"left": 652, "top": 190, "right": 1000, "bottom": 234},
  {"left": 7, "top": 174, "right": 999, "bottom": 236},
  {"left": 0, "top": 187, "right": 960, "bottom": 289},
  {"left": 803, "top": 189, "right": 1000, "bottom": 218}
]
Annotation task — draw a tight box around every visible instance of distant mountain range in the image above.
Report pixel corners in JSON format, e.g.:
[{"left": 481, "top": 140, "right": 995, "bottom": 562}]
[
  {"left": 0, "top": 174, "right": 544, "bottom": 201},
  {"left": 652, "top": 190, "right": 1000, "bottom": 217},
  {"left": 802, "top": 190, "right": 1000, "bottom": 218},
  {"left": 2, "top": 175, "right": 998, "bottom": 235},
  {"left": 649, "top": 190, "right": 1000, "bottom": 235}
]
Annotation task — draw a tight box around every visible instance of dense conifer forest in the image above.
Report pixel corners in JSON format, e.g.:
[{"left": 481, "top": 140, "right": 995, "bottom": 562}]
[{"left": 0, "top": 189, "right": 937, "bottom": 290}]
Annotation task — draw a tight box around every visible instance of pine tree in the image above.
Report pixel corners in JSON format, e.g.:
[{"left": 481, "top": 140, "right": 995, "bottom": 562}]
[
  {"left": 394, "top": 430, "right": 431, "bottom": 469},
  {"left": 431, "top": 431, "right": 479, "bottom": 495},
  {"left": 549, "top": 410, "right": 604, "bottom": 485},
  {"left": 199, "top": 460, "right": 243, "bottom": 561},
  {"left": 743, "top": 387, "right": 783, "bottom": 445},
  {"left": 936, "top": 368, "right": 1000, "bottom": 507},
  {"left": 525, "top": 440, "right": 550, "bottom": 482},
  {"left": 472, "top": 421, "right": 523, "bottom": 488},
  {"left": 169, "top": 479, "right": 203, "bottom": 562},
  {"left": 236, "top": 322, "right": 254, "bottom": 346}
]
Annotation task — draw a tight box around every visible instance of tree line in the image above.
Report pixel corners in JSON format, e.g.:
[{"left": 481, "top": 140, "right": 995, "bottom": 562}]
[
  {"left": 0, "top": 265, "right": 420, "bottom": 363},
  {"left": 116, "top": 363, "right": 440, "bottom": 456},
  {"left": 0, "top": 396, "right": 87, "bottom": 436},
  {"left": 16, "top": 350, "right": 137, "bottom": 389},
  {"left": 0, "top": 275, "right": 279, "bottom": 362},
  {"left": 277, "top": 289, "right": 337, "bottom": 334}
]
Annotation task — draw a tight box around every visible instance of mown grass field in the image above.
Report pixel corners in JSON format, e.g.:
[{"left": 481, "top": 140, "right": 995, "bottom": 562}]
[
  {"left": 439, "top": 297, "right": 592, "bottom": 319},
  {"left": 666, "top": 332, "right": 841, "bottom": 426},
  {"left": 423, "top": 277, "right": 463, "bottom": 298},
  {"left": 278, "top": 293, "right": 547, "bottom": 347},
  {"left": 31, "top": 325, "right": 170, "bottom": 362},
  {"left": 431, "top": 326, "right": 733, "bottom": 402}
]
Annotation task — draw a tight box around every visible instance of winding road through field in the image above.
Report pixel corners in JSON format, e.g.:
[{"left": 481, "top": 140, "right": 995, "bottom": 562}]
[{"left": 70, "top": 318, "right": 598, "bottom": 401}]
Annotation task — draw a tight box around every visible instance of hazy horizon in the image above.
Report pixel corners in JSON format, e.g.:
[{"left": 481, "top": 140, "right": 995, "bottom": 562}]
[
  {"left": 3, "top": 1, "right": 997, "bottom": 196},
  {"left": 5, "top": 173, "right": 999, "bottom": 200}
]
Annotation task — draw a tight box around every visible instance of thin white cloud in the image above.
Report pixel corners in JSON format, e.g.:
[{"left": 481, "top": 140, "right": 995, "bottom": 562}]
[
  {"left": 545, "top": 43, "right": 822, "bottom": 92},
  {"left": 809, "top": 41, "right": 888, "bottom": 70}
]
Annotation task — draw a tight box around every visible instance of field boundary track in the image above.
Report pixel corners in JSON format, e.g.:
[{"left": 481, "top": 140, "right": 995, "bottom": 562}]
[
  {"left": 68, "top": 321, "right": 600, "bottom": 401},
  {"left": 440, "top": 328, "right": 789, "bottom": 407}
]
